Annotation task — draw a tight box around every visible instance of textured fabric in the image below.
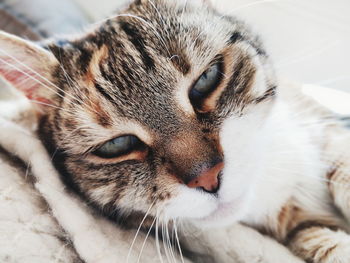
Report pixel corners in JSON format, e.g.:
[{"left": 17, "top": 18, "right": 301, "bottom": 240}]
[
  {"left": 0, "top": 98, "right": 81, "bottom": 262},
  {"left": 0, "top": 97, "right": 175, "bottom": 263},
  {"left": 0, "top": 0, "right": 89, "bottom": 38}
]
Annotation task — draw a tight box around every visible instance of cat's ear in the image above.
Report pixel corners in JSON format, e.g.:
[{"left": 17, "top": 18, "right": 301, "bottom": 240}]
[{"left": 0, "top": 31, "right": 59, "bottom": 112}]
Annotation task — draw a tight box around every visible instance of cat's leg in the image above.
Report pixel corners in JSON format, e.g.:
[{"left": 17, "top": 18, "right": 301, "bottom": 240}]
[
  {"left": 265, "top": 205, "right": 350, "bottom": 263},
  {"left": 286, "top": 223, "right": 350, "bottom": 263},
  {"left": 317, "top": 122, "right": 350, "bottom": 224},
  {"left": 180, "top": 223, "right": 304, "bottom": 263},
  {"left": 256, "top": 196, "right": 350, "bottom": 263},
  {"left": 323, "top": 124, "right": 350, "bottom": 221},
  {"left": 275, "top": 120, "right": 350, "bottom": 263},
  {"left": 283, "top": 126, "right": 350, "bottom": 262}
]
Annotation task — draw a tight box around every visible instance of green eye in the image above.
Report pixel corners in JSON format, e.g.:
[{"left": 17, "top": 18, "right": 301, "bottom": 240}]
[
  {"left": 93, "top": 135, "right": 142, "bottom": 159},
  {"left": 190, "top": 62, "right": 222, "bottom": 102}
]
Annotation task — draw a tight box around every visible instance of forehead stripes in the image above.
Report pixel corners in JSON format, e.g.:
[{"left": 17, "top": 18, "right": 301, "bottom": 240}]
[
  {"left": 119, "top": 21, "right": 155, "bottom": 71},
  {"left": 51, "top": 0, "right": 273, "bottom": 136}
]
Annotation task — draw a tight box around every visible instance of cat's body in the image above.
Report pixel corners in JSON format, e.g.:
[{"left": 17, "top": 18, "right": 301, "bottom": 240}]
[
  {"left": 191, "top": 81, "right": 350, "bottom": 262},
  {"left": 1, "top": 0, "right": 350, "bottom": 262}
]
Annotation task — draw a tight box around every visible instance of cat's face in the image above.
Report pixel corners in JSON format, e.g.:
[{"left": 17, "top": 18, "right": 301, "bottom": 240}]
[{"left": 0, "top": 0, "right": 276, "bottom": 226}]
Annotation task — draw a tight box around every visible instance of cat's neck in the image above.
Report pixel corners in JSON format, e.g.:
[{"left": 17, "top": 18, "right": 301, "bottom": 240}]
[{"left": 241, "top": 91, "right": 331, "bottom": 228}]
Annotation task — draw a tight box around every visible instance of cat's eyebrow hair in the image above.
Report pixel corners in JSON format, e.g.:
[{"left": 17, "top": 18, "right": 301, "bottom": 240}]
[
  {"left": 254, "top": 85, "right": 276, "bottom": 104},
  {"left": 94, "top": 82, "right": 122, "bottom": 111},
  {"left": 227, "top": 32, "right": 267, "bottom": 57},
  {"left": 228, "top": 32, "right": 244, "bottom": 44},
  {"left": 226, "top": 55, "right": 256, "bottom": 94},
  {"left": 169, "top": 54, "right": 191, "bottom": 75},
  {"left": 119, "top": 21, "right": 155, "bottom": 71}
]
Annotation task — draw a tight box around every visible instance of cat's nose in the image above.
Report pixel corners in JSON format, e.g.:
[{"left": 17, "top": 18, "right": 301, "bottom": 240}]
[{"left": 186, "top": 162, "right": 224, "bottom": 193}]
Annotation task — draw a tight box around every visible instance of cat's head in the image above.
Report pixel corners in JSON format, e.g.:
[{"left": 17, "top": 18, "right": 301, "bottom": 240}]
[{"left": 0, "top": 0, "right": 276, "bottom": 227}]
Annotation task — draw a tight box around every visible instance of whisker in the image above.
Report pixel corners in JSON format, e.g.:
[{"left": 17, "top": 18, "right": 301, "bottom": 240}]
[
  {"left": 165, "top": 218, "right": 176, "bottom": 263},
  {"left": 279, "top": 1, "right": 350, "bottom": 34},
  {"left": 55, "top": 47, "right": 99, "bottom": 109},
  {"left": 218, "top": 0, "right": 290, "bottom": 15},
  {"left": 45, "top": 45, "right": 104, "bottom": 117},
  {"left": 268, "top": 165, "right": 350, "bottom": 188},
  {"left": 180, "top": 0, "right": 189, "bottom": 24},
  {"left": 275, "top": 40, "right": 340, "bottom": 69},
  {"left": 171, "top": 221, "right": 176, "bottom": 263},
  {"left": 28, "top": 99, "right": 75, "bottom": 113},
  {"left": 50, "top": 127, "right": 83, "bottom": 161},
  {"left": 126, "top": 200, "right": 155, "bottom": 263},
  {"left": 0, "top": 53, "right": 103, "bottom": 119},
  {"left": 155, "top": 210, "right": 164, "bottom": 263},
  {"left": 0, "top": 56, "right": 65, "bottom": 100},
  {"left": 1, "top": 46, "right": 106, "bottom": 119},
  {"left": 161, "top": 219, "right": 169, "bottom": 262},
  {"left": 275, "top": 39, "right": 336, "bottom": 66},
  {"left": 161, "top": 216, "right": 173, "bottom": 263},
  {"left": 24, "top": 160, "right": 31, "bottom": 180},
  {"left": 148, "top": 0, "right": 168, "bottom": 32},
  {"left": 137, "top": 216, "right": 157, "bottom": 263},
  {"left": 0, "top": 48, "right": 75, "bottom": 102},
  {"left": 174, "top": 219, "right": 185, "bottom": 263},
  {"left": 191, "top": 0, "right": 290, "bottom": 48}
]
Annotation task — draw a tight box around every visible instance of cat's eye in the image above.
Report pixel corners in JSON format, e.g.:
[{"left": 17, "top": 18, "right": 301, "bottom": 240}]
[
  {"left": 190, "top": 62, "right": 222, "bottom": 103},
  {"left": 93, "top": 135, "right": 143, "bottom": 159}
]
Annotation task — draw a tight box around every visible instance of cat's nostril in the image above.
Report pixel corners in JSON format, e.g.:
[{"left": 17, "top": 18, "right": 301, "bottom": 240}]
[
  {"left": 200, "top": 173, "right": 221, "bottom": 194},
  {"left": 186, "top": 162, "right": 224, "bottom": 194}
]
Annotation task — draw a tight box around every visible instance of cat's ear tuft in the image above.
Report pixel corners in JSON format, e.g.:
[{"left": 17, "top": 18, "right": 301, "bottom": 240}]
[{"left": 0, "top": 31, "right": 59, "bottom": 113}]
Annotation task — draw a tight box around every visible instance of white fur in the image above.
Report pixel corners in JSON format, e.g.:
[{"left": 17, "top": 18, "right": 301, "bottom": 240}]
[{"left": 180, "top": 223, "right": 304, "bottom": 263}]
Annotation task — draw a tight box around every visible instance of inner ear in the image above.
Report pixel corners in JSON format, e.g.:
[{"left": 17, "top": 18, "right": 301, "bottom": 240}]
[{"left": 0, "top": 31, "right": 60, "bottom": 113}]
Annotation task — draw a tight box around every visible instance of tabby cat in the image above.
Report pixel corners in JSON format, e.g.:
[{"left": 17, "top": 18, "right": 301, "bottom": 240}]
[{"left": 1, "top": 0, "right": 350, "bottom": 262}]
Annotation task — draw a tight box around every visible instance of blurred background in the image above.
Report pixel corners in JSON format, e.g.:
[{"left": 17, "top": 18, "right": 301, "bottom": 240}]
[
  {"left": 74, "top": 0, "right": 350, "bottom": 92},
  {"left": 1, "top": 0, "right": 349, "bottom": 93}
]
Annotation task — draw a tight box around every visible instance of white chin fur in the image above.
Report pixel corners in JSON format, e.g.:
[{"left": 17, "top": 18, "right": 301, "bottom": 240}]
[
  {"left": 163, "top": 185, "right": 217, "bottom": 219},
  {"left": 204, "top": 102, "right": 274, "bottom": 227},
  {"left": 164, "top": 100, "right": 274, "bottom": 226}
]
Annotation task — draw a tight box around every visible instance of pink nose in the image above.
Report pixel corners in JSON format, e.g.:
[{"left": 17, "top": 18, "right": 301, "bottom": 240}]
[{"left": 186, "top": 162, "right": 224, "bottom": 193}]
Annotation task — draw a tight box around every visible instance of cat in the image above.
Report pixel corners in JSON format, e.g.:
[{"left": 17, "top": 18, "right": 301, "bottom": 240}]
[{"left": 1, "top": 0, "right": 350, "bottom": 262}]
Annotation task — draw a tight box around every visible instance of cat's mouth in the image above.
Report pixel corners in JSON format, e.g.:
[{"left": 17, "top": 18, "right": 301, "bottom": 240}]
[{"left": 196, "top": 194, "right": 246, "bottom": 226}]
